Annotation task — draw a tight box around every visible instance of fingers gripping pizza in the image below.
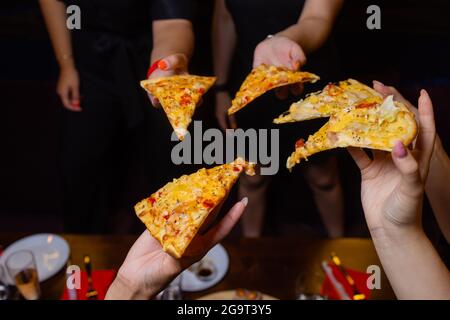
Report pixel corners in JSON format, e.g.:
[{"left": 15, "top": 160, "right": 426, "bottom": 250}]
[
  {"left": 141, "top": 75, "right": 216, "bottom": 140},
  {"left": 134, "top": 158, "right": 255, "bottom": 258},
  {"left": 227, "top": 64, "right": 319, "bottom": 115},
  {"left": 274, "top": 79, "right": 383, "bottom": 124},
  {"left": 286, "top": 95, "right": 418, "bottom": 170}
]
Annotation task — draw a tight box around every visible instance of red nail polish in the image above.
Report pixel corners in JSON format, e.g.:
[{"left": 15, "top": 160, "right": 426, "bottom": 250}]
[{"left": 158, "top": 60, "right": 168, "bottom": 70}]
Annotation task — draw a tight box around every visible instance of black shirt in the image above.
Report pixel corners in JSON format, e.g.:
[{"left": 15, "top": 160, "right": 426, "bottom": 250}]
[
  {"left": 62, "top": 0, "right": 194, "bottom": 35},
  {"left": 226, "top": 0, "right": 305, "bottom": 73},
  {"left": 225, "top": 0, "right": 339, "bottom": 129},
  {"left": 61, "top": 0, "right": 195, "bottom": 127}
]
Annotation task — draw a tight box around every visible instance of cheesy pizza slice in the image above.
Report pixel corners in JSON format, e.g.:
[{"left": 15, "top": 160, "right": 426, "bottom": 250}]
[
  {"left": 227, "top": 64, "right": 319, "bottom": 115},
  {"left": 286, "top": 95, "right": 417, "bottom": 170},
  {"left": 141, "top": 75, "right": 216, "bottom": 140},
  {"left": 274, "top": 79, "right": 383, "bottom": 124},
  {"left": 134, "top": 158, "right": 255, "bottom": 259}
]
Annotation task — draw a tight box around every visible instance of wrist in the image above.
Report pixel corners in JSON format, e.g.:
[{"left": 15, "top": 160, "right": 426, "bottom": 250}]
[
  {"left": 369, "top": 223, "right": 425, "bottom": 250},
  {"left": 58, "top": 53, "right": 75, "bottom": 70},
  {"left": 105, "top": 272, "right": 149, "bottom": 300}
]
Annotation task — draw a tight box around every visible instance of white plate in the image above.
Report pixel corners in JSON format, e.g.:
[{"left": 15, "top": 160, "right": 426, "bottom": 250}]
[
  {"left": 0, "top": 234, "right": 70, "bottom": 285},
  {"left": 181, "top": 244, "right": 229, "bottom": 292}
]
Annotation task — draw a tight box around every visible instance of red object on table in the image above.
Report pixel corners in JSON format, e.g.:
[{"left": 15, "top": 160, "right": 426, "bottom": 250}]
[
  {"left": 60, "top": 270, "right": 116, "bottom": 300},
  {"left": 321, "top": 263, "right": 371, "bottom": 300}
]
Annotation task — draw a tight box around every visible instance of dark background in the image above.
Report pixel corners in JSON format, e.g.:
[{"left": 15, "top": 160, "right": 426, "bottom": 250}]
[{"left": 1, "top": 0, "right": 449, "bottom": 259}]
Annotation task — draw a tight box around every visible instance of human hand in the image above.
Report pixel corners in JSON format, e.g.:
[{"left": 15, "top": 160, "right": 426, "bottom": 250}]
[
  {"left": 347, "top": 89, "right": 435, "bottom": 240},
  {"left": 57, "top": 65, "right": 81, "bottom": 111},
  {"left": 147, "top": 53, "right": 189, "bottom": 107},
  {"left": 105, "top": 198, "right": 248, "bottom": 300},
  {"left": 253, "top": 35, "right": 306, "bottom": 99},
  {"left": 373, "top": 80, "right": 418, "bottom": 118},
  {"left": 215, "top": 90, "right": 237, "bottom": 130}
]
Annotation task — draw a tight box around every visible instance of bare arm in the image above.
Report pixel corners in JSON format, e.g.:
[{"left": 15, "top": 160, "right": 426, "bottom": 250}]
[
  {"left": 212, "top": 0, "right": 238, "bottom": 130},
  {"left": 212, "top": 0, "right": 237, "bottom": 86},
  {"left": 147, "top": 19, "right": 194, "bottom": 106},
  {"left": 39, "top": 0, "right": 80, "bottom": 111},
  {"left": 372, "top": 227, "right": 450, "bottom": 299},
  {"left": 426, "top": 136, "right": 450, "bottom": 243},
  {"left": 277, "top": 0, "right": 343, "bottom": 54},
  {"left": 38, "top": 0, "right": 74, "bottom": 70},
  {"left": 349, "top": 89, "right": 450, "bottom": 299},
  {"left": 151, "top": 19, "right": 194, "bottom": 65},
  {"left": 372, "top": 81, "right": 450, "bottom": 244}
]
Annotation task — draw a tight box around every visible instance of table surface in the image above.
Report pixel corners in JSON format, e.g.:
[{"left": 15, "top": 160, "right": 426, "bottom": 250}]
[{"left": 0, "top": 233, "right": 395, "bottom": 300}]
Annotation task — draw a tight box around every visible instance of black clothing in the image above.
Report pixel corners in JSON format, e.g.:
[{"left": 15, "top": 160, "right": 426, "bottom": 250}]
[
  {"left": 59, "top": 0, "right": 193, "bottom": 233},
  {"left": 225, "top": 0, "right": 341, "bottom": 236}
]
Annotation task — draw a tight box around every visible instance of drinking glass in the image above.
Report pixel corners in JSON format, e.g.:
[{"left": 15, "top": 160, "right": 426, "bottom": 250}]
[
  {"left": 6, "top": 250, "right": 41, "bottom": 300},
  {"left": 0, "top": 265, "right": 10, "bottom": 300}
]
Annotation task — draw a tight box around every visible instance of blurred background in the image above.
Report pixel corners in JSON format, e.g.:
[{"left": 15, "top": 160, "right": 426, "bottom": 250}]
[{"left": 1, "top": 0, "right": 449, "bottom": 262}]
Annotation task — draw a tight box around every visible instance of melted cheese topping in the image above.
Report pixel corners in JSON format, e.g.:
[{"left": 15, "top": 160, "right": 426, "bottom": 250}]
[
  {"left": 228, "top": 64, "right": 319, "bottom": 115},
  {"left": 287, "top": 96, "right": 417, "bottom": 170},
  {"left": 141, "top": 75, "right": 216, "bottom": 140},
  {"left": 274, "top": 79, "right": 383, "bottom": 124},
  {"left": 135, "top": 158, "right": 255, "bottom": 258}
]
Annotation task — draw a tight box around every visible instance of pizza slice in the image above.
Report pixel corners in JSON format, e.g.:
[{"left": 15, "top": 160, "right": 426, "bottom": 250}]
[
  {"left": 227, "top": 64, "right": 320, "bottom": 115},
  {"left": 286, "top": 95, "right": 418, "bottom": 170},
  {"left": 134, "top": 158, "right": 255, "bottom": 259},
  {"left": 141, "top": 75, "right": 216, "bottom": 140},
  {"left": 274, "top": 79, "right": 383, "bottom": 124}
]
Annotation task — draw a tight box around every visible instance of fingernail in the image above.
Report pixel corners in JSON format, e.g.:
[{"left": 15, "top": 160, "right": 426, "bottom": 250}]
[
  {"left": 373, "top": 80, "right": 384, "bottom": 87},
  {"left": 241, "top": 197, "right": 248, "bottom": 207},
  {"left": 158, "top": 60, "right": 168, "bottom": 70},
  {"left": 393, "top": 141, "right": 407, "bottom": 158},
  {"left": 294, "top": 61, "right": 301, "bottom": 70}
]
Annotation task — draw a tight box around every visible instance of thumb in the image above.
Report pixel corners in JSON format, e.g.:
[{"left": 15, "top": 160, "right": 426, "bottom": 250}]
[
  {"left": 71, "top": 84, "right": 81, "bottom": 107},
  {"left": 289, "top": 44, "right": 306, "bottom": 70},
  {"left": 158, "top": 53, "right": 188, "bottom": 72},
  {"left": 391, "top": 141, "right": 422, "bottom": 197}
]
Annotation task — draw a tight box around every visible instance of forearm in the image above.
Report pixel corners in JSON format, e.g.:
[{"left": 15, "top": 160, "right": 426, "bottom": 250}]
[
  {"left": 277, "top": 18, "right": 333, "bottom": 54},
  {"left": 426, "top": 135, "right": 450, "bottom": 243},
  {"left": 151, "top": 19, "right": 194, "bottom": 64},
  {"left": 212, "top": 0, "right": 236, "bottom": 85},
  {"left": 277, "top": 0, "right": 342, "bottom": 54},
  {"left": 371, "top": 226, "right": 450, "bottom": 299},
  {"left": 38, "top": 0, "right": 75, "bottom": 69}
]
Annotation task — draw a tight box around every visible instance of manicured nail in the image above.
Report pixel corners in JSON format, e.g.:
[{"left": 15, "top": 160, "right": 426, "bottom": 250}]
[
  {"left": 373, "top": 80, "right": 384, "bottom": 87},
  {"left": 241, "top": 197, "right": 248, "bottom": 207},
  {"left": 393, "top": 141, "right": 407, "bottom": 158},
  {"left": 158, "top": 60, "right": 168, "bottom": 70},
  {"left": 72, "top": 100, "right": 80, "bottom": 107}
]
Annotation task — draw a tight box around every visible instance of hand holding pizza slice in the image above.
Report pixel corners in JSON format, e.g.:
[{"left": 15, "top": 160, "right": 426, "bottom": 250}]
[
  {"left": 134, "top": 158, "right": 255, "bottom": 259},
  {"left": 141, "top": 75, "right": 216, "bottom": 140},
  {"left": 227, "top": 64, "right": 319, "bottom": 115},
  {"left": 286, "top": 95, "right": 418, "bottom": 170}
]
